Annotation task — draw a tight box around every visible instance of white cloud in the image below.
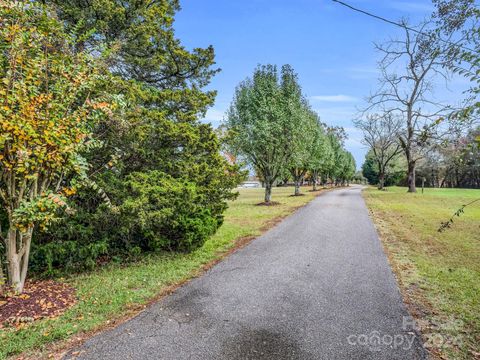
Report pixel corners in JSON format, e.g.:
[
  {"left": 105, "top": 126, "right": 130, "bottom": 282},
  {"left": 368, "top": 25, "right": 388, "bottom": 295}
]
[{"left": 310, "top": 95, "right": 358, "bottom": 103}]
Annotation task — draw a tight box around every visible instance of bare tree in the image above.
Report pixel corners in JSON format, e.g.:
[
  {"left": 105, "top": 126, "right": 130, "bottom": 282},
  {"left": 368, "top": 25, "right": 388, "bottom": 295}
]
[
  {"left": 364, "top": 21, "right": 454, "bottom": 192},
  {"left": 355, "top": 113, "right": 402, "bottom": 190}
]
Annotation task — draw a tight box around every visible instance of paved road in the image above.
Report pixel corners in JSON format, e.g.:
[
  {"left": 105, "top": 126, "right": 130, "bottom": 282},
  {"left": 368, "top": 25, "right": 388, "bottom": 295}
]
[{"left": 66, "top": 186, "right": 426, "bottom": 360}]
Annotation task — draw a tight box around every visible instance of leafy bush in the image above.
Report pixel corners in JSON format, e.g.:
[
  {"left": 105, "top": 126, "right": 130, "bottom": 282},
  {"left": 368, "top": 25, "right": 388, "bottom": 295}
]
[
  {"left": 119, "top": 171, "right": 220, "bottom": 252},
  {"left": 31, "top": 170, "right": 232, "bottom": 274},
  {"left": 30, "top": 196, "right": 111, "bottom": 275},
  {"left": 31, "top": 240, "right": 108, "bottom": 276},
  {"left": 362, "top": 150, "right": 405, "bottom": 186}
]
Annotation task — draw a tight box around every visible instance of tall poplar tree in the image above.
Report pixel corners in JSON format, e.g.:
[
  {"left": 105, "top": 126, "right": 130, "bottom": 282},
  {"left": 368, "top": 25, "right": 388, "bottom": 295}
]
[
  {"left": 226, "top": 65, "right": 302, "bottom": 203},
  {"left": 309, "top": 118, "right": 332, "bottom": 191}
]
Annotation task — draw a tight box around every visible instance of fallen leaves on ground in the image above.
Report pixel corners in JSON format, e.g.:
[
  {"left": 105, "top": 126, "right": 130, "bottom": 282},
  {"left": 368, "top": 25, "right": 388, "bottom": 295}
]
[{"left": 0, "top": 280, "right": 76, "bottom": 328}]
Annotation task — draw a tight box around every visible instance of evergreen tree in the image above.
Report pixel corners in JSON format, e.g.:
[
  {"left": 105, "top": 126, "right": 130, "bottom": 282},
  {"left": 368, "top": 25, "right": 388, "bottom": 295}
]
[{"left": 30, "top": 0, "right": 243, "bottom": 273}]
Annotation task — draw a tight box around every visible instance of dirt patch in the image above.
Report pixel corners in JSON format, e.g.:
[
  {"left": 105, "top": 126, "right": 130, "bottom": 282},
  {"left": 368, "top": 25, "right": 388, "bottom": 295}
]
[
  {"left": 289, "top": 193, "right": 305, "bottom": 197},
  {"left": 0, "top": 280, "right": 76, "bottom": 329},
  {"left": 255, "top": 201, "right": 281, "bottom": 206}
]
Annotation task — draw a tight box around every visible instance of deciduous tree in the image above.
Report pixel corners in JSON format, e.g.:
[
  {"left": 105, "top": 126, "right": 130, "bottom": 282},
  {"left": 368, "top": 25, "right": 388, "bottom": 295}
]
[
  {"left": 287, "top": 108, "right": 318, "bottom": 196},
  {"left": 364, "top": 21, "right": 454, "bottom": 192},
  {"left": 226, "top": 65, "right": 301, "bottom": 203},
  {"left": 354, "top": 113, "right": 402, "bottom": 190},
  {"left": 308, "top": 118, "right": 331, "bottom": 191},
  {"left": 0, "top": 2, "right": 110, "bottom": 292}
]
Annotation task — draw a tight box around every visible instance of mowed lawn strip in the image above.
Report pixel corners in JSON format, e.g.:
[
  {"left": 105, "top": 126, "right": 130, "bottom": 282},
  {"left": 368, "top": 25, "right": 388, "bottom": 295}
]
[
  {"left": 0, "top": 186, "right": 321, "bottom": 360},
  {"left": 363, "top": 187, "right": 480, "bottom": 360}
]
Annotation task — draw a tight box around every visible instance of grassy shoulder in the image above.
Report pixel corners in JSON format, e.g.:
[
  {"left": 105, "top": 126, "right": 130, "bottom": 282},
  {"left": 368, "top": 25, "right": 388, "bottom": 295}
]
[
  {"left": 363, "top": 186, "right": 480, "bottom": 360},
  {"left": 0, "top": 186, "right": 322, "bottom": 359}
]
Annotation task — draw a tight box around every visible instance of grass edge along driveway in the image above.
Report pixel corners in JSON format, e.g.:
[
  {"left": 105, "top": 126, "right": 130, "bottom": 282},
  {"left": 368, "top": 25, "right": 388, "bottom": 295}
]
[
  {"left": 363, "top": 186, "right": 480, "bottom": 360},
  {"left": 0, "top": 186, "right": 325, "bottom": 360}
]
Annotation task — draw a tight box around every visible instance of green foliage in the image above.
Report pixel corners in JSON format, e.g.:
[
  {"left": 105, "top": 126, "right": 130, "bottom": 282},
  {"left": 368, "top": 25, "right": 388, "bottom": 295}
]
[
  {"left": 324, "top": 130, "right": 355, "bottom": 185},
  {"left": 309, "top": 117, "right": 333, "bottom": 181},
  {"left": 12, "top": 193, "right": 68, "bottom": 231},
  {"left": 33, "top": 120, "right": 242, "bottom": 272},
  {"left": 287, "top": 108, "right": 322, "bottom": 194},
  {"left": 119, "top": 171, "right": 220, "bottom": 252},
  {"left": 433, "top": 0, "right": 480, "bottom": 119},
  {"left": 362, "top": 153, "right": 378, "bottom": 185},
  {"left": 19, "top": 0, "right": 244, "bottom": 275},
  {"left": 226, "top": 64, "right": 303, "bottom": 201},
  {"left": 361, "top": 150, "right": 405, "bottom": 187},
  {"left": 226, "top": 64, "right": 353, "bottom": 199},
  {"left": 31, "top": 239, "right": 109, "bottom": 276},
  {"left": 341, "top": 152, "right": 357, "bottom": 183}
]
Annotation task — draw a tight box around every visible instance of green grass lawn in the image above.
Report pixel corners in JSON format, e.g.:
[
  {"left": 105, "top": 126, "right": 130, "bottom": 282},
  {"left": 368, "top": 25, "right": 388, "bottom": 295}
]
[
  {"left": 363, "top": 186, "right": 480, "bottom": 360},
  {"left": 0, "top": 186, "right": 321, "bottom": 359}
]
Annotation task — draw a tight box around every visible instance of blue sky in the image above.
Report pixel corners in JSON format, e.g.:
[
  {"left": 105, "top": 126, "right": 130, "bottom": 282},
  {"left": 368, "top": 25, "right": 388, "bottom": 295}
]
[{"left": 174, "top": 0, "right": 465, "bottom": 169}]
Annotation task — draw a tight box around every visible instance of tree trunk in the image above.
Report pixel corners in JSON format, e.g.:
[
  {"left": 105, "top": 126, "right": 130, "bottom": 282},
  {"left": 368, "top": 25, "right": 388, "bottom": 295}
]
[
  {"left": 6, "top": 227, "right": 32, "bottom": 293},
  {"left": 290, "top": 168, "right": 304, "bottom": 196},
  {"left": 264, "top": 181, "right": 273, "bottom": 203},
  {"left": 294, "top": 181, "right": 301, "bottom": 196},
  {"left": 378, "top": 172, "right": 385, "bottom": 190},
  {"left": 407, "top": 160, "right": 416, "bottom": 193},
  {"left": 0, "top": 256, "right": 4, "bottom": 296},
  {"left": 312, "top": 170, "right": 318, "bottom": 191}
]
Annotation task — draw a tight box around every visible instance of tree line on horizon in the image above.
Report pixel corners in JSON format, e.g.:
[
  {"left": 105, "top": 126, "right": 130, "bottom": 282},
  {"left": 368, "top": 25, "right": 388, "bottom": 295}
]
[{"left": 361, "top": 126, "right": 480, "bottom": 189}]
